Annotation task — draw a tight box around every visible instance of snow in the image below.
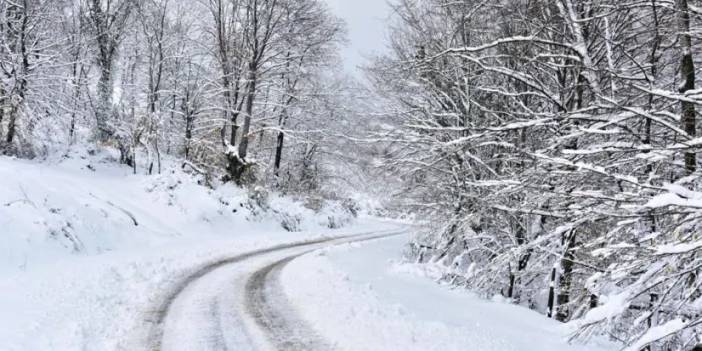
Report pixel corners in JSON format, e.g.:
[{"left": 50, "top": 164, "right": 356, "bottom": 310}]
[
  {"left": 654, "top": 241, "right": 702, "bottom": 255},
  {"left": 0, "top": 149, "right": 624, "bottom": 351},
  {"left": 0, "top": 224, "right": 395, "bottom": 350},
  {"left": 623, "top": 318, "right": 686, "bottom": 351},
  {"left": 575, "top": 291, "right": 631, "bottom": 327},
  {"left": 0, "top": 149, "right": 366, "bottom": 350},
  {"left": 646, "top": 183, "right": 702, "bottom": 209},
  {"left": 281, "top": 236, "right": 618, "bottom": 351},
  {"left": 0, "top": 148, "right": 353, "bottom": 273}
]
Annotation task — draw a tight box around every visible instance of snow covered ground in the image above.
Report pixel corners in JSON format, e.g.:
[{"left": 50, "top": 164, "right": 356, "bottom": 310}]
[
  {"left": 0, "top": 151, "right": 617, "bottom": 351},
  {"left": 0, "top": 150, "right": 365, "bottom": 350},
  {"left": 281, "top": 236, "right": 619, "bottom": 351},
  {"left": 0, "top": 221, "right": 402, "bottom": 350},
  {"left": 0, "top": 148, "right": 355, "bottom": 274}
]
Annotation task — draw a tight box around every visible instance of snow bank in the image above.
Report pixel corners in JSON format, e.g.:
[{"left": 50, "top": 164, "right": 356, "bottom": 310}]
[
  {"left": 0, "top": 147, "right": 355, "bottom": 274},
  {"left": 281, "top": 236, "right": 618, "bottom": 351}
]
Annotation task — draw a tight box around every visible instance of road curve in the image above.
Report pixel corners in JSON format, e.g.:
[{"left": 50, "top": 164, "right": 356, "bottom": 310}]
[
  {"left": 245, "top": 253, "right": 329, "bottom": 350},
  {"left": 244, "top": 231, "right": 403, "bottom": 350},
  {"left": 145, "top": 228, "right": 406, "bottom": 351}
]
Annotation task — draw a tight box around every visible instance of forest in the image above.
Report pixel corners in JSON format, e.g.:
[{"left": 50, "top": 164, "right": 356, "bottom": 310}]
[
  {"left": 4, "top": 0, "right": 702, "bottom": 350},
  {"left": 371, "top": 0, "right": 702, "bottom": 349},
  {"left": 0, "top": 0, "right": 357, "bottom": 191}
]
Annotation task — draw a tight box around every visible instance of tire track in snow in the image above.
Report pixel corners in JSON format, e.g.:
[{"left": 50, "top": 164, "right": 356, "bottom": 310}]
[
  {"left": 245, "top": 253, "right": 330, "bottom": 350},
  {"left": 145, "top": 228, "right": 406, "bottom": 351},
  {"left": 244, "top": 231, "right": 407, "bottom": 350},
  {"left": 146, "top": 236, "right": 343, "bottom": 350}
]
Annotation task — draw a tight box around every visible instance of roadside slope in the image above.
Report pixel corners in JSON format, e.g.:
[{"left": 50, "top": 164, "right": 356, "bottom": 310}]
[{"left": 281, "top": 236, "right": 619, "bottom": 351}]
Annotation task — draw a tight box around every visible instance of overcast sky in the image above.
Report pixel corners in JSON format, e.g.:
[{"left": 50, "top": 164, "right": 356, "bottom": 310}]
[{"left": 324, "top": 0, "right": 392, "bottom": 76}]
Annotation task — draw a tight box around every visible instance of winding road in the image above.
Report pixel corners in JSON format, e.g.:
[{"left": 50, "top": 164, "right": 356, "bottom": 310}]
[{"left": 145, "top": 228, "right": 406, "bottom": 351}]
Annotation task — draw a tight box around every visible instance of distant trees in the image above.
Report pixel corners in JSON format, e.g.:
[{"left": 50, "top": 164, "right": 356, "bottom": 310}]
[
  {"left": 0, "top": 0, "right": 59, "bottom": 156},
  {"left": 84, "top": 0, "right": 136, "bottom": 142},
  {"left": 373, "top": 0, "right": 702, "bottom": 348},
  {"left": 0, "top": 0, "right": 346, "bottom": 192},
  {"left": 196, "top": 0, "right": 344, "bottom": 184}
]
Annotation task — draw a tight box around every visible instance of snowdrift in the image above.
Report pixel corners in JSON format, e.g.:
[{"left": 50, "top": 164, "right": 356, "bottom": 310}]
[{"left": 0, "top": 147, "right": 356, "bottom": 274}]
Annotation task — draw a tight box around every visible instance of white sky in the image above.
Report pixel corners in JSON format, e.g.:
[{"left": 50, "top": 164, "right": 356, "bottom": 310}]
[{"left": 324, "top": 0, "right": 392, "bottom": 76}]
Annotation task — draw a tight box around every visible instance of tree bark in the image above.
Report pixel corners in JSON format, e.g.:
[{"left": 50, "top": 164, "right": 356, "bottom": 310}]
[
  {"left": 0, "top": 84, "right": 5, "bottom": 141},
  {"left": 678, "top": 0, "right": 696, "bottom": 174},
  {"left": 547, "top": 266, "right": 557, "bottom": 318},
  {"left": 556, "top": 230, "right": 576, "bottom": 322},
  {"left": 273, "top": 130, "right": 284, "bottom": 176},
  {"left": 86, "top": 0, "right": 134, "bottom": 143},
  {"left": 238, "top": 63, "right": 257, "bottom": 161},
  {"left": 5, "top": 0, "right": 29, "bottom": 149}
]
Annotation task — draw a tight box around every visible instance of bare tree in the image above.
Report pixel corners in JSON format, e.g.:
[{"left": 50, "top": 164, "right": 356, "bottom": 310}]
[{"left": 84, "top": 0, "right": 135, "bottom": 142}]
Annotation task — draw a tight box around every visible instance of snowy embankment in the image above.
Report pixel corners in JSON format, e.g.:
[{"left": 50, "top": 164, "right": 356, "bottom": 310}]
[
  {"left": 281, "top": 236, "right": 619, "bottom": 351},
  {"left": 0, "top": 149, "right": 355, "bottom": 273},
  {"left": 0, "top": 149, "right": 369, "bottom": 350}
]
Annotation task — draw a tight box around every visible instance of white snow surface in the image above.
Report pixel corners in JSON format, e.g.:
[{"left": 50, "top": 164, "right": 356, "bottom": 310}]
[
  {"left": 0, "top": 148, "right": 353, "bottom": 273},
  {"left": 1, "top": 150, "right": 618, "bottom": 351},
  {"left": 281, "top": 236, "right": 618, "bottom": 351},
  {"left": 0, "top": 149, "right": 366, "bottom": 350},
  {"left": 623, "top": 318, "right": 686, "bottom": 351}
]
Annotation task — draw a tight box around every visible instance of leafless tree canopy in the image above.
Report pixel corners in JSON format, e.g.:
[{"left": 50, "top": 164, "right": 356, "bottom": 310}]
[
  {"left": 0, "top": 0, "right": 346, "bottom": 189},
  {"left": 369, "top": 0, "right": 702, "bottom": 349}
]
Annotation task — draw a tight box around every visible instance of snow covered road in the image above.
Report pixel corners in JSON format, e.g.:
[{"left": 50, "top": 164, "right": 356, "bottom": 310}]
[
  {"left": 148, "top": 229, "right": 407, "bottom": 351},
  {"left": 146, "top": 226, "right": 617, "bottom": 351}
]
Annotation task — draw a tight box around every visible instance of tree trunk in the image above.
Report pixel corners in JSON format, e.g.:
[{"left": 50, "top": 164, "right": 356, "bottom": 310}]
[
  {"left": 5, "top": 105, "right": 18, "bottom": 146},
  {"left": 5, "top": 0, "right": 29, "bottom": 151},
  {"left": 95, "top": 62, "right": 113, "bottom": 142},
  {"left": 508, "top": 223, "right": 530, "bottom": 300},
  {"left": 238, "top": 66, "right": 257, "bottom": 160},
  {"left": 273, "top": 106, "right": 288, "bottom": 177},
  {"left": 273, "top": 130, "right": 284, "bottom": 176},
  {"left": 0, "top": 84, "right": 4, "bottom": 141},
  {"left": 556, "top": 229, "right": 576, "bottom": 322},
  {"left": 69, "top": 62, "right": 83, "bottom": 142},
  {"left": 228, "top": 65, "right": 258, "bottom": 184},
  {"left": 678, "top": 0, "right": 696, "bottom": 174},
  {"left": 547, "top": 266, "right": 557, "bottom": 318},
  {"left": 184, "top": 107, "right": 193, "bottom": 160}
]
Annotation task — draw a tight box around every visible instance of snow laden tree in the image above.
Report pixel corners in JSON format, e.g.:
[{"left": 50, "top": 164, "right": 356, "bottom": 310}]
[
  {"left": 0, "top": 0, "right": 347, "bottom": 195},
  {"left": 200, "top": 0, "right": 344, "bottom": 185},
  {"left": 372, "top": 0, "right": 702, "bottom": 348},
  {"left": 83, "top": 0, "right": 136, "bottom": 143},
  {"left": 0, "top": 0, "right": 65, "bottom": 156}
]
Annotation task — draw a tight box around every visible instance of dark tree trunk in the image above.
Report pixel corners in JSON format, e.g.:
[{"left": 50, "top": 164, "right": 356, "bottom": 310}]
[
  {"left": 5, "top": 0, "right": 30, "bottom": 150},
  {"left": 5, "top": 105, "right": 18, "bottom": 146},
  {"left": 69, "top": 63, "right": 83, "bottom": 141},
  {"left": 0, "top": 87, "right": 4, "bottom": 141},
  {"left": 238, "top": 66, "right": 257, "bottom": 160},
  {"left": 227, "top": 65, "right": 257, "bottom": 184},
  {"left": 547, "top": 266, "right": 557, "bottom": 318},
  {"left": 274, "top": 130, "right": 284, "bottom": 176},
  {"left": 556, "top": 230, "right": 576, "bottom": 322},
  {"left": 95, "top": 54, "right": 114, "bottom": 141},
  {"left": 508, "top": 223, "right": 530, "bottom": 300},
  {"left": 86, "top": 0, "right": 134, "bottom": 143},
  {"left": 184, "top": 110, "right": 193, "bottom": 160},
  {"left": 678, "top": 0, "right": 696, "bottom": 174}
]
